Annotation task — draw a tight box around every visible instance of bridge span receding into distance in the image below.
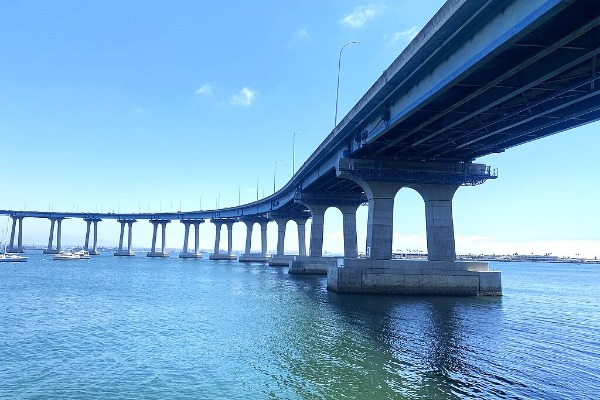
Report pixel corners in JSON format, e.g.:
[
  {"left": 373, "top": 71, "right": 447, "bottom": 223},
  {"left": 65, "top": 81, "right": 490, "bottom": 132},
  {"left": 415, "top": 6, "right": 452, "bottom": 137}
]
[{"left": 3, "top": 0, "right": 600, "bottom": 295}]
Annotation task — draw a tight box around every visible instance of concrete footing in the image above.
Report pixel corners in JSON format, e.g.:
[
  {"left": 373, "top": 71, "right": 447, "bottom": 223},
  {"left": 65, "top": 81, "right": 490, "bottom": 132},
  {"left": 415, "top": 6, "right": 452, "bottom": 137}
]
[
  {"left": 6, "top": 248, "right": 24, "bottom": 254},
  {"left": 179, "top": 252, "right": 203, "bottom": 259},
  {"left": 327, "top": 258, "right": 501, "bottom": 295},
  {"left": 289, "top": 256, "right": 341, "bottom": 275},
  {"left": 147, "top": 252, "right": 169, "bottom": 258},
  {"left": 89, "top": 250, "right": 101, "bottom": 256},
  {"left": 239, "top": 254, "right": 271, "bottom": 263},
  {"left": 43, "top": 249, "right": 60, "bottom": 254},
  {"left": 269, "top": 255, "right": 296, "bottom": 266},
  {"left": 114, "top": 251, "right": 136, "bottom": 256},
  {"left": 209, "top": 253, "right": 237, "bottom": 261}
]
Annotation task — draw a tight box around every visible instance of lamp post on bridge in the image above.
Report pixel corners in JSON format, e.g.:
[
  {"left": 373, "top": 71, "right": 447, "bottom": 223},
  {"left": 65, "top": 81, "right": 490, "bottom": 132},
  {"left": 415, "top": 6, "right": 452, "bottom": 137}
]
[
  {"left": 335, "top": 41, "right": 360, "bottom": 128},
  {"left": 292, "top": 128, "right": 305, "bottom": 176},
  {"left": 273, "top": 160, "right": 283, "bottom": 194},
  {"left": 256, "top": 174, "right": 262, "bottom": 201}
]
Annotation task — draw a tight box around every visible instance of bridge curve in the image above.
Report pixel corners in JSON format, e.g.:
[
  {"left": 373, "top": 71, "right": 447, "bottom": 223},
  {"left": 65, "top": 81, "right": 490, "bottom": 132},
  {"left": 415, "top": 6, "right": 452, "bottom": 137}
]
[{"left": 3, "top": 0, "right": 599, "bottom": 295}]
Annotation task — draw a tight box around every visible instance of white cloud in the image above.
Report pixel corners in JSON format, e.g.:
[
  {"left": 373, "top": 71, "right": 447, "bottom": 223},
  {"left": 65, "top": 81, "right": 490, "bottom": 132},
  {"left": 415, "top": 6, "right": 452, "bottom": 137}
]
[
  {"left": 195, "top": 83, "right": 214, "bottom": 96},
  {"left": 385, "top": 26, "right": 419, "bottom": 45},
  {"left": 230, "top": 87, "right": 259, "bottom": 106},
  {"left": 296, "top": 27, "right": 310, "bottom": 40},
  {"left": 340, "top": 4, "right": 386, "bottom": 28}
]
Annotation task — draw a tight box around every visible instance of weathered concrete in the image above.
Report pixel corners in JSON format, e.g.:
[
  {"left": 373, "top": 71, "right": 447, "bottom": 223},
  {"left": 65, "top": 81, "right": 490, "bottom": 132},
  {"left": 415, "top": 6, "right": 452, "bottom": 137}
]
[
  {"left": 411, "top": 184, "right": 459, "bottom": 261},
  {"left": 179, "top": 252, "right": 203, "bottom": 259},
  {"left": 289, "top": 256, "right": 341, "bottom": 275},
  {"left": 147, "top": 252, "right": 169, "bottom": 258},
  {"left": 209, "top": 252, "right": 237, "bottom": 261},
  {"left": 269, "top": 254, "right": 296, "bottom": 266},
  {"left": 239, "top": 254, "right": 271, "bottom": 263},
  {"left": 338, "top": 205, "right": 359, "bottom": 258},
  {"left": 328, "top": 258, "right": 502, "bottom": 295}
]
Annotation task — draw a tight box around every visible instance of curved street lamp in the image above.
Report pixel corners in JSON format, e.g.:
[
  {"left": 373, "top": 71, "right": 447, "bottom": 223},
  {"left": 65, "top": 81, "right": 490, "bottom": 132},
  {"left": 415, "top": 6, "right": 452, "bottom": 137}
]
[
  {"left": 274, "top": 159, "right": 283, "bottom": 194},
  {"left": 292, "top": 128, "right": 306, "bottom": 176},
  {"left": 335, "top": 41, "right": 360, "bottom": 127}
]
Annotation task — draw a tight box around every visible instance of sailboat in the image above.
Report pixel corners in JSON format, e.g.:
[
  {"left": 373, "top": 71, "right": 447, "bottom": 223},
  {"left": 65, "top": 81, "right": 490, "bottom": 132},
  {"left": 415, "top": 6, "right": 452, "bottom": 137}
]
[{"left": 0, "top": 219, "right": 28, "bottom": 263}]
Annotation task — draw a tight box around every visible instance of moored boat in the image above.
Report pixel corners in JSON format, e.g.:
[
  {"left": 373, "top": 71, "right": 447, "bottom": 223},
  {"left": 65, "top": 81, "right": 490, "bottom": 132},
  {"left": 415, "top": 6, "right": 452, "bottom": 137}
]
[
  {"left": 52, "top": 251, "right": 80, "bottom": 260},
  {"left": 74, "top": 250, "right": 90, "bottom": 259},
  {"left": 0, "top": 253, "right": 28, "bottom": 262}
]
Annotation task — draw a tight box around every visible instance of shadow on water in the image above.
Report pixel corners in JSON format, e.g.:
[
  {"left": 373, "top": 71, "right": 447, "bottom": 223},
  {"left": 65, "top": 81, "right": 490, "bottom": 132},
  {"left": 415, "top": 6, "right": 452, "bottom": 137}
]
[{"left": 280, "top": 272, "right": 505, "bottom": 399}]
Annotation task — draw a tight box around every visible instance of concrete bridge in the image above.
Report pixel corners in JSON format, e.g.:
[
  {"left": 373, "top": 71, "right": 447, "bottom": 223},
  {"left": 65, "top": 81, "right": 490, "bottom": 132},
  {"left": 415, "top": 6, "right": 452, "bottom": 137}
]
[{"left": 3, "top": 0, "right": 600, "bottom": 295}]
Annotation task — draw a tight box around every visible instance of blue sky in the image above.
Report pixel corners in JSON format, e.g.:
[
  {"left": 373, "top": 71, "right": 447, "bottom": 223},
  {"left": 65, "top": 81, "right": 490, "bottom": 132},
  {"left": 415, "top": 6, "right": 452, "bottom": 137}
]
[{"left": 1, "top": 1, "right": 599, "bottom": 258}]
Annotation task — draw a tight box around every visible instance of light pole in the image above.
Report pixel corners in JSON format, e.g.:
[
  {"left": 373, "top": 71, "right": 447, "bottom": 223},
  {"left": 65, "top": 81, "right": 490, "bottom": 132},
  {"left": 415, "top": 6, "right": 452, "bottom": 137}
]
[
  {"left": 256, "top": 174, "right": 262, "bottom": 201},
  {"left": 274, "top": 159, "right": 283, "bottom": 194},
  {"left": 238, "top": 185, "right": 243, "bottom": 206},
  {"left": 292, "top": 128, "right": 305, "bottom": 175},
  {"left": 335, "top": 41, "right": 360, "bottom": 127}
]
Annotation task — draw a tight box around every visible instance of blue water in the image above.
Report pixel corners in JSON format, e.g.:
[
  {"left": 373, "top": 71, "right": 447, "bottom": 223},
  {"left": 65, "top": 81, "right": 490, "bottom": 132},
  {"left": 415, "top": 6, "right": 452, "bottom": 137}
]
[{"left": 1, "top": 253, "right": 599, "bottom": 399}]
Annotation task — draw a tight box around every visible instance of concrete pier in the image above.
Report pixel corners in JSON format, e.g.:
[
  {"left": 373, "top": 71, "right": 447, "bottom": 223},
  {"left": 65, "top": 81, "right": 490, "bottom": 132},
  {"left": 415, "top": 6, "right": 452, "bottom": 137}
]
[
  {"left": 209, "top": 219, "right": 237, "bottom": 261},
  {"left": 7, "top": 216, "right": 24, "bottom": 253},
  {"left": 147, "top": 219, "right": 170, "bottom": 257},
  {"left": 290, "top": 193, "right": 364, "bottom": 274},
  {"left": 115, "top": 219, "right": 136, "bottom": 256},
  {"left": 328, "top": 258, "right": 501, "bottom": 295},
  {"left": 239, "top": 218, "right": 270, "bottom": 263},
  {"left": 179, "top": 220, "right": 203, "bottom": 259},
  {"left": 331, "top": 162, "right": 502, "bottom": 295},
  {"left": 43, "top": 218, "right": 64, "bottom": 254},
  {"left": 84, "top": 218, "right": 101, "bottom": 255},
  {"left": 289, "top": 256, "right": 341, "bottom": 275}
]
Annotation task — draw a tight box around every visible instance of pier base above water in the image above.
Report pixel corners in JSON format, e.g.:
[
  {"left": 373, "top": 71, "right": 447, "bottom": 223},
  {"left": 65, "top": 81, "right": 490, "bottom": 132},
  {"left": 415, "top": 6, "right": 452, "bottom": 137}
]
[{"left": 328, "top": 259, "right": 501, "bottom": 296}]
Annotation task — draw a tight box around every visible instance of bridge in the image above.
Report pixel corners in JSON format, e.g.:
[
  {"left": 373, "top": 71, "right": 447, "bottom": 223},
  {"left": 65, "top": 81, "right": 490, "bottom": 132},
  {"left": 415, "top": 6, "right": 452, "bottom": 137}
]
[{"left": 3, "top": 0, "right": 599, "bottom": 295}]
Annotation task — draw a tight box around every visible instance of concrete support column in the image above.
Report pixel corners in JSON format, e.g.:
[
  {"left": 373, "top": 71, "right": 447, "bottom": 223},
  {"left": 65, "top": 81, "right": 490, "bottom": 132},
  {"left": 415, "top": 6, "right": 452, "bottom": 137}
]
[
  {"left": 127, "top": 221, "right": 133, "bottom": 252},
  {"left": 47, "top": 219, "right": 56, "bottom": 251},
  {"left": 358, "top": 181, "right": 404, "bottom": 260},
  {"left": 411, "top": 184, "right": 460, "bottom": 262},
  {"left": 17, "top": 217, "right": 23, "bottom": 252},
  {"left": 160, "top": 222, "right": 167, "bottom": 253},
  {"left": 244, "top": 222, "right": 253, "bottom": 254},
  {"left": 92, "top": 221, "right": 98, "bottom": 252},
  {"left": 225, "top": 222, "right": 234, "bottom": 255},
  {"left": 295, "top": 219, "right": 307, "bottom": 256},
  {"left": 307, "top": 205, "right": 327, "bottom": 257},
  {"left": 56, "top": 219, "right": 62, "bottom": 252},
  {"left": 182, "top": 223, "right": 190, "bottom": 254},
  {"left": 275, "top": 219, "right": 288, "bottom": 256},
  {"left": 118, "top": 221, "right": 125, "bottom": 252},
  {"left": 194, "top": 223, "right": 200, "bottom": 253},
  {"left": 213, "top": 222, "right": 222, "bottom": 254},
  {"left": 338, "top": 205, "right": 359, "bottom": 258},
  {"left": 260, "top": 222, "right": 268, "bottom": 256},
  {"left": 84, "top": 220, "right": 91, "bottom": 251},
  {"left": 150, "top": 222, "right": 158, "bottom": 253},
  {"left": 9, "top": 218, "right": 17, "bottom": 251}
]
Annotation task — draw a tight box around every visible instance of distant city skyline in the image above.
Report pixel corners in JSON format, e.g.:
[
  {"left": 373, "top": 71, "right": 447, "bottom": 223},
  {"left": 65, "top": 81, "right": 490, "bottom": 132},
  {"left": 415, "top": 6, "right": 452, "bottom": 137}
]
[{"left": 1, "top": 1, "right": 598, "bottom": 258}]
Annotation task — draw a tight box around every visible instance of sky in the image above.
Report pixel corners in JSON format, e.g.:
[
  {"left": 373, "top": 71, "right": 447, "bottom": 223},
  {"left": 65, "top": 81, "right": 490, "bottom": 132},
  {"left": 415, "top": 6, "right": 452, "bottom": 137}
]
[{"left": 1, "top": 1, "right": 599, "bottom": 258}]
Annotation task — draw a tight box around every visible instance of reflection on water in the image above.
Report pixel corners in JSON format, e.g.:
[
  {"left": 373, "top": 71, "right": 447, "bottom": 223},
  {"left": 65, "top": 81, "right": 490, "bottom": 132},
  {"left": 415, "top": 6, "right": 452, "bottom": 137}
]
[{"left": 0, "top": 255, "right": 598, "bottom": 399}]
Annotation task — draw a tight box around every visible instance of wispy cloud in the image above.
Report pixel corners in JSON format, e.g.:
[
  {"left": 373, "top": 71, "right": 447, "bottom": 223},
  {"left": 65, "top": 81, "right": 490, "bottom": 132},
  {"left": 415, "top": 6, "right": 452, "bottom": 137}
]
[
  {"left": 230, "top": 87, "right": 259, "bottom": 106},
  {"left": 195, "top": 83, "right": 214, "bottom": 96},
  {"left": 295, "top": 27, "right": 310, "bottom": 40},
  {"left": 135, "top": 107, "right": 144, "bottom": 113},
  {"left": 340, "top": 4, "right": 386, "bottom": 28},
  {"left": 385, "top": 26, "right": 419, "bottom": 45}
]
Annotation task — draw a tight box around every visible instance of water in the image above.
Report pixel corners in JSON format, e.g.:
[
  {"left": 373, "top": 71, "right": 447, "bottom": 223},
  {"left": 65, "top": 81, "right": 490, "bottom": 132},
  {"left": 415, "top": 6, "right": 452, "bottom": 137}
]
[{"left": 1, "top": 253, "right": 599, "bottom": 399}]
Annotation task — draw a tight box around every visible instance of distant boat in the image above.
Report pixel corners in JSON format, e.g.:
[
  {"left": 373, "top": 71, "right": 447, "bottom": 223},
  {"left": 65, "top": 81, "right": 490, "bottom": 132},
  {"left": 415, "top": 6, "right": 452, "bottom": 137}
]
[
  {"left": 52, "top": 251, "right": 80, "bottom": 260},
  {"left": 0, "top": 252, "right": 28, "bottom": 263},
  {"left": 74, "top": 250, "right": 90, "bottom": 259}
]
